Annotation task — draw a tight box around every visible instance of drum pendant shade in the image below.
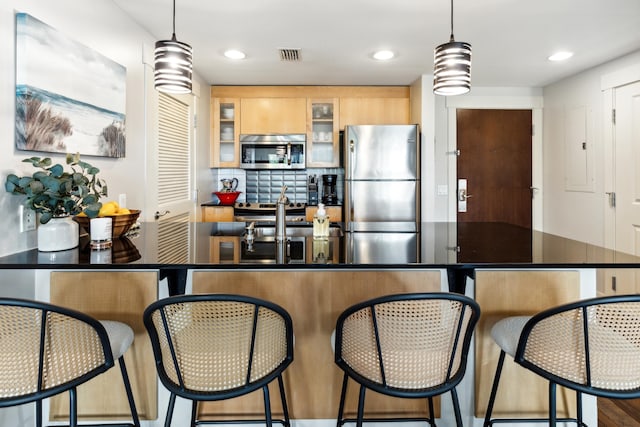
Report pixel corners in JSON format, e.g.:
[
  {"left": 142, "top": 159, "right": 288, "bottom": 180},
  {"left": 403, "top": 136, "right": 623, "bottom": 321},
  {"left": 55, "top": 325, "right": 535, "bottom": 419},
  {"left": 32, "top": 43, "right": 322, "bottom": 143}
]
[
  {"left": 433, "top": 0, "right": 471, "bottom": 96},
  {"left": 154, "top": 0, "right": 192, "bottom": 94}
]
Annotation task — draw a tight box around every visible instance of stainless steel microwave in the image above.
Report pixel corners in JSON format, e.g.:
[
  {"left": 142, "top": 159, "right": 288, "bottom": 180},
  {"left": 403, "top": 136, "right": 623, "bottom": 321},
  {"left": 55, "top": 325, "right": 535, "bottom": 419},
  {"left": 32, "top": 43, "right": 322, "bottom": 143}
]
[{"left": 240, "top": 134, "right": 305, "bottom": 169}]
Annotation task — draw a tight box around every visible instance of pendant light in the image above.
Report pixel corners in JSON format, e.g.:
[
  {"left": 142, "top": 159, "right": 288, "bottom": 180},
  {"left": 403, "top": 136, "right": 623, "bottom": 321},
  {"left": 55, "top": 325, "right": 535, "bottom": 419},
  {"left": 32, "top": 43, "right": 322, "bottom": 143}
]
[
  {"left": 433, "top": 0, "right": 471, "bottom": 96},
  {"left": 154, "top": 0, "right": 192, "bottom": 94}
]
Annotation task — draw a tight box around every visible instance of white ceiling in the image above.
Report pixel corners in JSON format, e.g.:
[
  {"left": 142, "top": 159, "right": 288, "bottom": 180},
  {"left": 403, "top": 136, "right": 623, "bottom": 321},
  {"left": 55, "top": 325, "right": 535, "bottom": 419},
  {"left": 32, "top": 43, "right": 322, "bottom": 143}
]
[{"left": 112, "top": 0, "right": 640, "bottom": 88}]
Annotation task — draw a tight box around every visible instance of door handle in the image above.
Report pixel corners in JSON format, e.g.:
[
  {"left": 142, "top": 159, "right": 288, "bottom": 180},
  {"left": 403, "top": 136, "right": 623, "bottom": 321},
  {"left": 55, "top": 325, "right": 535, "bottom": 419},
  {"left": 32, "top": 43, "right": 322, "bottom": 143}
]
[
  {"left": 458, "top": 189, "right": 473, "bottom": 201},
  {"left": 457, "top": 179, "right": 470, "bottom": 213},
  {"left": 154, "top": 210, "right": 170, "bottom": 220}
]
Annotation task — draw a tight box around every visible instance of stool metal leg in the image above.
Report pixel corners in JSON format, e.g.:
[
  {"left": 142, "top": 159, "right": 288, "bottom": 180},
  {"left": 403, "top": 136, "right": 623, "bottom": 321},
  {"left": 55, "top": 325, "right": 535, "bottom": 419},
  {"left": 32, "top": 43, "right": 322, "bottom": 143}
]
[
  {"left": 36, "top": 399, "right": 43, "bottom": 427},
  {"left": 576, "top": 390, "right": 583, "bottom": 427},
  {"left": 190, "top": 400, "right": 198, "bottom": 427},
  {"left": 427, "top": 397, "right": 436, "bottom": 427},
  {"left": 277, "top": 375, "right": 291, "bottom": 427},
  {"left": 484, "top": 350, "right": 506, "bottom": 427},
  {"left": 69, "top": 387, "right": 78, "bottom": 427},
  {"left": 356, "top": 384, "right": 366, "bottom": 427},
  {"left": 451, "top": 388, "right": 463, "bottom": 427},
  {"left": 165, "top": 393, "right": 177, "bottom": 427},
  {"left": 549, "top": 382, "right": 557, "bottom": 427},
  {"left": 336, "top": 373, "right": 349, "bottom": 427},
  {"left": 118, "top": 356, "right": 141, "bottom": 427},
  {"left": 263, "top": 384, "right": 273, "bottom": 427}
]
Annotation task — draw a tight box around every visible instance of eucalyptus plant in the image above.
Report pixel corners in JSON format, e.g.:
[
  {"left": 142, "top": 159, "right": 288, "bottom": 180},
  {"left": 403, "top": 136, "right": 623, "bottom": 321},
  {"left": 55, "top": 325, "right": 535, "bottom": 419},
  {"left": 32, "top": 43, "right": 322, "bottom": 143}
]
[{"left": 5, "top": 153, "right": 108, "bottom": 224}]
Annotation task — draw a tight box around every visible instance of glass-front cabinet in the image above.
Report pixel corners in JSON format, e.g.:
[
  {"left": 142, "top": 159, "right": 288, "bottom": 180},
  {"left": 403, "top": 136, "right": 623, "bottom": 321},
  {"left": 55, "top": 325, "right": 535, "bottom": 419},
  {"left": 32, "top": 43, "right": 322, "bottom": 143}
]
[
  {"left": 307, "top": 99, "right": 339, "bottom": 167},
  {"left": 211, "top": 98, "right": 240, "bottom": 167}
]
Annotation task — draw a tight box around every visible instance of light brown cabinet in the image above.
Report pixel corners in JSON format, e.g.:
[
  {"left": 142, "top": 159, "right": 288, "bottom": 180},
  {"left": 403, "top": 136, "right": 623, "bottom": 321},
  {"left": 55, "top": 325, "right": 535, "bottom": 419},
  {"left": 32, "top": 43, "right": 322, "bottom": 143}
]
[
  {"left": 201, "top": 206, "right": 234, "bottom": 222},
  {"left": 191, "top": 270, "right": 442, "bottom": 420},
  {"left": 209, "top": 236, "right": 240, "bottom": 263},
  {"left": 307, "top": 98, "right": 340, "bottom": 167},
  {"left": 305, "top": 205, "right": 342, "bottom": 222},
  {"left": 474, "top": 271, "right": 581, "bottom": 419},
  {"left": 306, "top": 236, "right": 341, "bottom": 264},
  {"left": 240, "top": 98, "right": 307, "bottom": 134},
  {"left": 211, "top": 98, "right": 240, "bottom": 167},
  {"left": 49, "top": 271, "right": 158, "bottom": 422},
  {"left": 339, "top": 97, "right": 410, "bottom": 126},
  {"left": 210, "top": 86, "right": 411, "bottom": 168}
]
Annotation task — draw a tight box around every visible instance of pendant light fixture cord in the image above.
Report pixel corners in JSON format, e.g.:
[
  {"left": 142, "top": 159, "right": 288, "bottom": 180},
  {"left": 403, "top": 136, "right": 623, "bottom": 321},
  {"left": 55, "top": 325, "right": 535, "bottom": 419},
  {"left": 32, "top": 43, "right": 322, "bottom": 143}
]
[
  {"left": 172, "top": 0, "right": 177, "bottom": 38},
  {"left": 449, "top": 0, "right": 455, "bottom": 41}
]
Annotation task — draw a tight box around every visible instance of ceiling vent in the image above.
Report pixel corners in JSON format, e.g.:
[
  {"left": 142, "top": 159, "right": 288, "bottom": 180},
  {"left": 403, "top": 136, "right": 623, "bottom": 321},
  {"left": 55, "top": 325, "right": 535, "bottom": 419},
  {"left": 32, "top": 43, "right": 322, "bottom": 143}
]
[{"left": 279, "top": 48, "right": 301, "bottom": 62}]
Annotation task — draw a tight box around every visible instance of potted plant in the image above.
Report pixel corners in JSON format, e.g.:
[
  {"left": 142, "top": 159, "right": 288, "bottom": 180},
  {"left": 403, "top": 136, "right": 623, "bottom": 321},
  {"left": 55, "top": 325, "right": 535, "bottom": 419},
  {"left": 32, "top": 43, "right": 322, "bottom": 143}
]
[{"left": 5, "top": 153, "right": 108, "bottom": 251}]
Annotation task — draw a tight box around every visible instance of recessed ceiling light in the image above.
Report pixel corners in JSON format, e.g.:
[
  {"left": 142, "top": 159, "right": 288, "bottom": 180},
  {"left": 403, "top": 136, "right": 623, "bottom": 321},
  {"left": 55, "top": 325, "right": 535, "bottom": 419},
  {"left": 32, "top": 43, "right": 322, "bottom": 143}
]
[
  {"left": 373, "top": 50, "right": 395, "bottom": 61},
  {"left": 224, "top": 49, "right": 246, "bottom": 60},
  {"left": 548, "top": 51, "right": 573, "bottom": 61}
]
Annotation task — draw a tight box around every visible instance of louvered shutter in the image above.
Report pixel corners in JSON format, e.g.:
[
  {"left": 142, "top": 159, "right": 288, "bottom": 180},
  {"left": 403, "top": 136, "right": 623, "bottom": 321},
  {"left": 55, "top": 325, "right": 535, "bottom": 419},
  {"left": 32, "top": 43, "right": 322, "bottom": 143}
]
[
  {"left": 157, "top": 93, "right": 191, "bottom": 263},
  {"left": 158, "top": 93, "right": 190, "bottom": 205}
]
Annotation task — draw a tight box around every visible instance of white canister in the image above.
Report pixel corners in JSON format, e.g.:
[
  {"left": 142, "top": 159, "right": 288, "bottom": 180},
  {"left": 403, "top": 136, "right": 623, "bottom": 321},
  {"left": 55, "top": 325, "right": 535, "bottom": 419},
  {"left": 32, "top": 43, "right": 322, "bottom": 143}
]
[{"left": 90, "top": 217, "right": 112, "bottom": 250}]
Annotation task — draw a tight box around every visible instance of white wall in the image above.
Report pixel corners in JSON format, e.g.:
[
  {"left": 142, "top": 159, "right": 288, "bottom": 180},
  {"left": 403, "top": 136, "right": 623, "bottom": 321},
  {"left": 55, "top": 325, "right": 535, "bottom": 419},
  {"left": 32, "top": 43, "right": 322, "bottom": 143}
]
[
  {"left": 542, "top": 49, "right": 640, "bottom": 245},
  {"left": 0, "top": 0, "right": 210, "bottom": 256}
]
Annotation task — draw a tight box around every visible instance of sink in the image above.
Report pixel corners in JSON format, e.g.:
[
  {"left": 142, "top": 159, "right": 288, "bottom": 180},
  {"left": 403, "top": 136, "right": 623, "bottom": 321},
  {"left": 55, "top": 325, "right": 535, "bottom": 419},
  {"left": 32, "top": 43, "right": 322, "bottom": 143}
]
[{"left": 249, "top": 225, "right": 343, "bottom": 238}]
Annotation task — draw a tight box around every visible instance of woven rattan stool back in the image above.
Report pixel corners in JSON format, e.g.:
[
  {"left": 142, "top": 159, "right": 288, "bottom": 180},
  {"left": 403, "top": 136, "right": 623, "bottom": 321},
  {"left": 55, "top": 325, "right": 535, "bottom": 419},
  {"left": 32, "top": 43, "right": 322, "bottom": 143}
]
[
  {"left": 515, "top": 294, "right": 640, "bottom": 397},
  {"left": 336, "top": 293, "right": 480, "bottom": 393},
  {"left": 144, "top": 293, "right": 293, "bottom": 399},
  {"left": 334, "top": 292, "right": 480, "bottom": 427},
  {"left": 0, "top": 298, "right": 111, "bottom": 407}
]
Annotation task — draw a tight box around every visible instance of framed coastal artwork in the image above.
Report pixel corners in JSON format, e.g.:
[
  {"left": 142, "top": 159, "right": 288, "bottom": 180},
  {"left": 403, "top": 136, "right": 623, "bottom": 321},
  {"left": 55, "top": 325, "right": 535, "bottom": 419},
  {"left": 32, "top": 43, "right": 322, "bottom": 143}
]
[{"left": 15, "top": 13, "right": 126, "bottom": 158}]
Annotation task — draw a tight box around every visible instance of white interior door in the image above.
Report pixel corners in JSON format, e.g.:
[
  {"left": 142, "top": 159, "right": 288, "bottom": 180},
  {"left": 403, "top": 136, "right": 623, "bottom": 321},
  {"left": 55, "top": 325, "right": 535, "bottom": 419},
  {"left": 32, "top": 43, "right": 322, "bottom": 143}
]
[
  {"left": 604, "top": 80, "right": 640, "bottom": 295},
  {"left": 613, "top": 81, "right": 640, "bottom": 256}
]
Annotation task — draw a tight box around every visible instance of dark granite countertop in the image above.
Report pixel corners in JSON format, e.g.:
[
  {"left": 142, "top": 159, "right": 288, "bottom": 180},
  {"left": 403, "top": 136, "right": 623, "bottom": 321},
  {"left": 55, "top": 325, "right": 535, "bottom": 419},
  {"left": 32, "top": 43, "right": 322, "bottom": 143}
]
[{"left": 0, "top": 221, "right": 639, "bottom": 270}]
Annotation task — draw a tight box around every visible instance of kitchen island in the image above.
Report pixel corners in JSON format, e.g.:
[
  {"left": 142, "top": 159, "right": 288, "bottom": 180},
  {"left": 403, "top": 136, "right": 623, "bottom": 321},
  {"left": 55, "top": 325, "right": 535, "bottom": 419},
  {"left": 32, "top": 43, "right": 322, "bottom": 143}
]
[{"left": 0, "top": 221, "right": 638, "bottom": 427}]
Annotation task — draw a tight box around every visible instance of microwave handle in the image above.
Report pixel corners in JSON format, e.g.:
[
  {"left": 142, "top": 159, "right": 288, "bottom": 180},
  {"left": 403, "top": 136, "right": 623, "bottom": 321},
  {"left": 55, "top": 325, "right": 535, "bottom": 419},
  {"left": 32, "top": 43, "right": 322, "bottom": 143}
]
[{"left": 287, "top": 143, "right": 291, "bottom": 165}]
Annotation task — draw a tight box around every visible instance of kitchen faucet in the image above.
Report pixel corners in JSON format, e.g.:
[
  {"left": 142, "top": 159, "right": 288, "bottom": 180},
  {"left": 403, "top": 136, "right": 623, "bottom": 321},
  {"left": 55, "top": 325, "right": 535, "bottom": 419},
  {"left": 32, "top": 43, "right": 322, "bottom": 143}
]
[
  {"left": 275, "top": 185, "right": 287, "bottom": 242},
  {"left": 244, "top": 221, "right": 255, "bottom": 252}
]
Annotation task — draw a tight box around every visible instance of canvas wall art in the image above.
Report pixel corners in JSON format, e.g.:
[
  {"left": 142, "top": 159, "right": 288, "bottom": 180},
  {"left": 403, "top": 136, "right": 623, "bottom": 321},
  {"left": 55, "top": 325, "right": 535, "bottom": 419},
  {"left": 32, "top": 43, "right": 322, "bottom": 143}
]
[{"left": 15, "top": 13, "right": 126, "bottom": 158}]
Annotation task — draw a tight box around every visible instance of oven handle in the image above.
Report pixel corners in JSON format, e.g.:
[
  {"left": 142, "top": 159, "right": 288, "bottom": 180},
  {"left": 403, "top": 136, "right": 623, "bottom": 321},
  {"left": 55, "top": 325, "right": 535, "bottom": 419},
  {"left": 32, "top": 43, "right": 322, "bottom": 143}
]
[{"left": 233, "top": 215, "right": 306, "bottom": 222}]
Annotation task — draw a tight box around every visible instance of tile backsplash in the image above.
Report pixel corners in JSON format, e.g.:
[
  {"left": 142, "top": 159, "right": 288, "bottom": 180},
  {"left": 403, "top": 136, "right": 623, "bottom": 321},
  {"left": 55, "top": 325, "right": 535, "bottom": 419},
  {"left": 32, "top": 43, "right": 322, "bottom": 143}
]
[{"left": 214, "top": 168, "right": 343, "bottom": 204}]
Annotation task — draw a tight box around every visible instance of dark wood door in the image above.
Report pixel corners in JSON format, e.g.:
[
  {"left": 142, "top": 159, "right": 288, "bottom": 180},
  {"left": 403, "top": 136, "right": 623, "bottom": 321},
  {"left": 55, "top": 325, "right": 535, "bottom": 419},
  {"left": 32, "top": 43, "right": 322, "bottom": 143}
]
[{"left": 456, "top": 109, "right": 533, "bottom": 262}]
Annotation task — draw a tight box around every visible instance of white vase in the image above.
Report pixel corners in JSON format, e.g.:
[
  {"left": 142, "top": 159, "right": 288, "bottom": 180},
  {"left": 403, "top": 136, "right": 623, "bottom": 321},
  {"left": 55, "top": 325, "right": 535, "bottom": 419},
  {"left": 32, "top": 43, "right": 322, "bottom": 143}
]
[{"left": 37, "top": 216, "right": 79, "bottom": 252}]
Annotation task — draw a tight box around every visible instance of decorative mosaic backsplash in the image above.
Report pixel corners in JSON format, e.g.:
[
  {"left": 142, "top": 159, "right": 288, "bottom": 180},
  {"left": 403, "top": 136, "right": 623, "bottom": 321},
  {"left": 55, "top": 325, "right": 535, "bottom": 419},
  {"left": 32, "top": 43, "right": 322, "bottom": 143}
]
[
  {"left": 245, "top": 170, "right": 308, "bottom": 203},
  {"left": 214, "top": 168, "right": 344, "bottom": 204}
]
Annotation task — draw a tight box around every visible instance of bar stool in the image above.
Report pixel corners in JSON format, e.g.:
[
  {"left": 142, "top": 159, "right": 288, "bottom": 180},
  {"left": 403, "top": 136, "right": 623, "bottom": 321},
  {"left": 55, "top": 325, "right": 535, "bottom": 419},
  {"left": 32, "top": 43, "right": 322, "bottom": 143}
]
[
  {"left": 334, "top": 292, "right": 481, "bottom": 427},
  {"left": 484, "top": 294, "right": 640, "bottom": 426},
  {"left": 0, "top": 298, "right": 140, "bottom": 427},
  {"left": 143, "top": 293, "right": 294, "bottom": 427}
]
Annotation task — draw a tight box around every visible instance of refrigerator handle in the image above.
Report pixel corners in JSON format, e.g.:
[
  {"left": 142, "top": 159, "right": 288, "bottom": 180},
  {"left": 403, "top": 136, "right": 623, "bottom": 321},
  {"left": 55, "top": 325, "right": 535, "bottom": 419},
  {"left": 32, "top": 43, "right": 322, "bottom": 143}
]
[
  {"left": 345, "top": 179, "right": 352, "bottom": 225},
  {"left": 348, "top": 139, "right": 355, "bottom": 179}
]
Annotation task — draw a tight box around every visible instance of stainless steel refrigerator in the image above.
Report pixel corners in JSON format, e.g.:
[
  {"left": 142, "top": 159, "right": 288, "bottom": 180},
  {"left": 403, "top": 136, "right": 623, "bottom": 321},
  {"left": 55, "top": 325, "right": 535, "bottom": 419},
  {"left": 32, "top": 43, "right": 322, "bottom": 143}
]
[{"left": 343, "top": 124, "right": 420, "bottom": 263}]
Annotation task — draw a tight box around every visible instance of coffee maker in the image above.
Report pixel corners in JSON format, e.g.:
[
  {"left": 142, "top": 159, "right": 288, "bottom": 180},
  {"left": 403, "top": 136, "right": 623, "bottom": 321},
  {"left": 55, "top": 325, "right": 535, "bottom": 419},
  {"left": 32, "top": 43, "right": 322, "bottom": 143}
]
[{"left": 321, "top": 174, "right": 338, "bottom": 205}]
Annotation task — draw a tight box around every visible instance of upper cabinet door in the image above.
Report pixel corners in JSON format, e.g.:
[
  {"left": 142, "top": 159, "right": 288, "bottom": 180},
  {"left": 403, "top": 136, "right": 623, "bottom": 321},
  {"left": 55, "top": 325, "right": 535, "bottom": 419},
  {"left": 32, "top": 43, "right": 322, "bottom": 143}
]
[
  {"left": 240, "top": 98, "right": 307, "bottom": 134},
  {"left": 339, "top": 98, "right": 410, "bottom": 127},
  {"left": 211, "top": 98, "right": 240, "bottom": 167},
  {"left": 307, "top": 98, "right": 340, "bottom": 167}
]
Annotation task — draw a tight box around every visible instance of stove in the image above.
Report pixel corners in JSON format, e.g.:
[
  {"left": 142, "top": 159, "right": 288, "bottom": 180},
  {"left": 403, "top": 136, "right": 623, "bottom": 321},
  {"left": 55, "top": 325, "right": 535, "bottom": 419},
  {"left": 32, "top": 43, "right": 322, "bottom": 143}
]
[{"left": 233, "top": 202, "right": 306, "bottom": 222}]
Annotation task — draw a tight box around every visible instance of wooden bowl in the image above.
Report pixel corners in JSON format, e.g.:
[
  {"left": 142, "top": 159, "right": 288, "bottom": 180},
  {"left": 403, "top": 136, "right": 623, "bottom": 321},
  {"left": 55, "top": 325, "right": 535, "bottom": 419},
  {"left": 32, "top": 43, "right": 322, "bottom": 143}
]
[{"left": 73, "top": 209, "right": 141, "bottom": 238}]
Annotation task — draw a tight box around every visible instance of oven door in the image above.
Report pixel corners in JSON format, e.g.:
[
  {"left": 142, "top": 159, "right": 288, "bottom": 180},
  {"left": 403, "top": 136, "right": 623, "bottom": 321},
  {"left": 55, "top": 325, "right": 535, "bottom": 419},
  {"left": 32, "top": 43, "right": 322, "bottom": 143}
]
[{"left": 240, "top": 237, "right": 305, "bottom": 264}]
